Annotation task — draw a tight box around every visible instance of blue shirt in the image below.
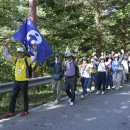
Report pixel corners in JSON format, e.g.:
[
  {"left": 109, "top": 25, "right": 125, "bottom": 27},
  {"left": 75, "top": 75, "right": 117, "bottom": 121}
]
[{"left": 112, "top": 54, "right": 124, "bottom": 72}]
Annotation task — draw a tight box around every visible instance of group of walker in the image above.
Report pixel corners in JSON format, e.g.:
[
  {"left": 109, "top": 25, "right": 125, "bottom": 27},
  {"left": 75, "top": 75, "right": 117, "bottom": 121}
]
[
  {"left": 2, "top": 44, "right": 130, "bottom": 118},
  {"left": 48, "top": 48, "right": 130, "bottom": 106}
]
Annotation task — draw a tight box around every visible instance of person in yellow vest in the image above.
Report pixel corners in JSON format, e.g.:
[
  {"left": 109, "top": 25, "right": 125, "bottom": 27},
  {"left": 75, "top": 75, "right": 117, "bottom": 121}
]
[{"left": 3, "top": 43, "right": 37, "bottom": 118}]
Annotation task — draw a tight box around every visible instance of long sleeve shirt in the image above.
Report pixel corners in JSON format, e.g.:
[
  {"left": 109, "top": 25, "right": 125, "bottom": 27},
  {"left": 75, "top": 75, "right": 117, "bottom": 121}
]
[
  {"left": 112, "top": 54, "right": 124, "bottom": 72},
  {"left": 46, "top": 60, "right": 63, "bottom": 75}
]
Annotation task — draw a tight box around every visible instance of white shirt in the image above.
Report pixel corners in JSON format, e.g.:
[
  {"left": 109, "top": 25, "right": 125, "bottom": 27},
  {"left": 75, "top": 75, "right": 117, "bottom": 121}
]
[
  {"left": 122, "top": 60, "right": 128, "bottom": 72},
  {"left": 80, "top": 63, "right": 92, "bottom": 78},
  {"left": 98, "top": 62, "right": 106, "bottom": 72}
]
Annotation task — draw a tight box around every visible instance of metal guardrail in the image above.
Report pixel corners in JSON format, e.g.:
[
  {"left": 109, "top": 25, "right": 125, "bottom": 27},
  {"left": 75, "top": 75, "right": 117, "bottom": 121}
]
[{"left": 0, "top": 76, "right": 52, "bottom": 94}]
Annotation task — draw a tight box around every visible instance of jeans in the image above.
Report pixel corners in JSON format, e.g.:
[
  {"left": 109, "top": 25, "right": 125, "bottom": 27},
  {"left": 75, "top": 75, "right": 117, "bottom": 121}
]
[
  {"left": 90, "top": 73, "right": 97, "bottom": 89},
  {"left": 81, "top": 77, "right": 91, "bottom": 95},
  {"left": 9, "top": 80, "right": 28, "bottom": 112},
  {"left": 64, "top": 76, "right": 75, "bottom": 102}
]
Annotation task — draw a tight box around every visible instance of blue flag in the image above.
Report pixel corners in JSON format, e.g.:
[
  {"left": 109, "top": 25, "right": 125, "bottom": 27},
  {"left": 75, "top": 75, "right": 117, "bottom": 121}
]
[{"left": 13, "top": 18, "right": 53, "bottom": 65}]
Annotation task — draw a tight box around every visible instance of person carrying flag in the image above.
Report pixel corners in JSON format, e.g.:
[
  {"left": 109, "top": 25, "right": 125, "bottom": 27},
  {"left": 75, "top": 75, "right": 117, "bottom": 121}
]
[{"left": 3, "top": 42, "right": 37, "bottom": 118}]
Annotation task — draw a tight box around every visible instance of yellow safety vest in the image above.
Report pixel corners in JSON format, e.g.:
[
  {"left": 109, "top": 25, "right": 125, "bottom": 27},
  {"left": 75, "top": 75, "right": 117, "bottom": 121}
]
[{"left": 12, "top": 57, "right": 31, "bottom": 81}]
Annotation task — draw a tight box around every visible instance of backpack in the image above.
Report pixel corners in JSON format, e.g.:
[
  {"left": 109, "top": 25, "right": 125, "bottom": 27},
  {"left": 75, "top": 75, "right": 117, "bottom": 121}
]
[{"left": 15, "top": 57, "right": 32, "bottom": 78}]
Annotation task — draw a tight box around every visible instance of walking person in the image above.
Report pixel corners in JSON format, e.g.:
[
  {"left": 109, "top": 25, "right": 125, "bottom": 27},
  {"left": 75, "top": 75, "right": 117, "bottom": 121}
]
[
  {"left": 128, "top": 52, "right": 130, "bottom": 75},
  {"left": 79, "top": 57, "right": 91, "bottom": 99},
  {"left": 3, "top": 42, "right": 37, "bottom": 118},
  {"left": 112, "top": 49, "right": 125, "bottom": 90},
  {"left": 46, "top": 53, "right": 64, "bottom": 104},
  {"left": 90, "top": 53, "right": 98, "bottom": 91},
  {"left": 94, "top": 56, "right": 108, "bottom": 95},
  {"left": 72, "top": 54, "right": 80, "bottom": 94},
  {"left": 121, "top": 57, "right": 129, "bottom": 83},
  {"left": 63, "top": 52, "right": 77, "bottom": 106},
  {"left": 106, "top": 55, "right": 113, "bottom": 89}
]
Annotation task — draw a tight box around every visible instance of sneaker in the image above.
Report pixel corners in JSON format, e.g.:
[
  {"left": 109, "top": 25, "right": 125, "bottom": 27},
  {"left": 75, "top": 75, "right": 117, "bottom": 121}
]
[
  {"left": 96, "top": 91, "right": 100, "bottom": 95},
  {"left": 87, "top": 88, "right": 90, "bottom": 92},
  {"left": 120, "top": 86, "right": 123, "bottom": 88},
  {"left": 20, "top": 111, "right": 29, "bottom": 116},
  {"left": 68, "top": 98, "right": 71, "bottom": 103},
  {"left": 75, "top": 91, "right": 78, "bottom": 94},
  {"left": 81, "top": 95, "right": 85, "bottom": 99},
  {"left": 101, "top": 91, "right": 105, "bottom": 95},
  {"left": 91, "top": 86, "right": 95, "bottom": 91},
  {"left": 107, "top": 86, "right": 110, "bottom": 90},
  {"left": 70, "top": 102, "right": 74, "bottom": 106},
  {"left": 3, "top": 112, "right": 15, "bottom": 118},
  {"left": 112, "top": 86, "right": 115, "bottom": 89}
]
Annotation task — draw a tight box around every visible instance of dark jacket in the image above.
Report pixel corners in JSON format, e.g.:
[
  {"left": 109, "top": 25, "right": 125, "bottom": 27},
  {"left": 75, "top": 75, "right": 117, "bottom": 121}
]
[{"left": 46, "top": 60, "right": 64, "bottom": 80}]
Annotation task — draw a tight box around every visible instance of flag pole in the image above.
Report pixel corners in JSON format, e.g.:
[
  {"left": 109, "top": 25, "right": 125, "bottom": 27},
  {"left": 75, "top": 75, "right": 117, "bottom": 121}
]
[{"left": 28, "top": 0, "right": 38, "bottom": 77}]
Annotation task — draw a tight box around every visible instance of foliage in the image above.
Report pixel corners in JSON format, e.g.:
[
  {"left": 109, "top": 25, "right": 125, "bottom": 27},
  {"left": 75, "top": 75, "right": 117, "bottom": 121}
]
[{"left": 0, "top": 0, "right": 130, "bottom": 82}]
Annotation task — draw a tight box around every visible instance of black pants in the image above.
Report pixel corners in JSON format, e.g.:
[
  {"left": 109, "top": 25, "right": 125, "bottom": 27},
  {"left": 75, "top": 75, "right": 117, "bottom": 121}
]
[
  {"left": 96, "top": 72, "right": 106, "bottom": 91},
  {"left": 64, "top": 76, "right": 75, "bottom": 102},
  {"left": 74, "top": 76, "right": 77, "bottom": 91},
  {"left": 9, "top": 81, "right": 29, "bottom": 112}
]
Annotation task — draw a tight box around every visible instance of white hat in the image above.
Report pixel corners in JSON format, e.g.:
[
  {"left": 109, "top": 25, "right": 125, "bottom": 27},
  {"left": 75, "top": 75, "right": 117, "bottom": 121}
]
[
  {"left": 17, "top": 47, "right": 24, "bottom": 52},
  {"left": 65, "top": 46, "right": 71, "bottom": 55},
  {"left": 99, "top": 56, "right": 105, "bottom": 60},
  {"left": 65, "top": 46, "right": 73, "bottom": 57},
  {"left": 65, "top": 52, "right": 73, "bottom": 57},
  {"left": 114, "top": 54, "right": 119, "bottom": 57}
]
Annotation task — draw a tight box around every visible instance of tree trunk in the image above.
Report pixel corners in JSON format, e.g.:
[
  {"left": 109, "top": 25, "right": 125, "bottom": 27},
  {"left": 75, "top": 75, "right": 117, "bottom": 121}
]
[
  {"left": 28, "top": 0, "right": 37, "bottom": 25},
  {"left": 94, "top": 0, "right": 102, "bottom": 57}
]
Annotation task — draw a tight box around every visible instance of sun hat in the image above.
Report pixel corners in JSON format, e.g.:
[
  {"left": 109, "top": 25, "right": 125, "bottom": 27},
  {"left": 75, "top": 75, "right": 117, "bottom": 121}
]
[
  {"left": 99, "top": 56, "right": 105, "bottom": 60},
  {"left": 65, "top": 52, "right": 73, "bottom": 58},
  {"left": 114, "top": 54, "right": 119, "bottom": 57},
  {"left": 17, "top": 47, "right": 24, "bottom": 52}
]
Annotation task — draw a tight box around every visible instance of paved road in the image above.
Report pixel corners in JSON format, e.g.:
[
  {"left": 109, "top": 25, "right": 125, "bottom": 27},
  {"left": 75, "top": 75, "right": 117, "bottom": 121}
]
[{"left": 1, "top": 83, "right": 130, "bottom": 130}]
